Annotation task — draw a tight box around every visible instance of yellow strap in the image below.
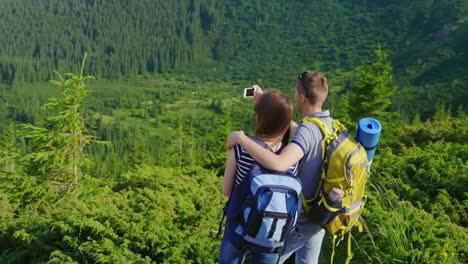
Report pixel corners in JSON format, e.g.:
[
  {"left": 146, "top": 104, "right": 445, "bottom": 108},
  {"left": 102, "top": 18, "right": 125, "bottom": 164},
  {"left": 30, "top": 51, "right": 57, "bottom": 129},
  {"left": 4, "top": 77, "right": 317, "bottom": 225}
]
[
  {"left": 332, "top": 120, "right": 339, "bottom": 138},
  {"left": 358, "top": 221, "right": 363, "bottom": 233},
  {"left": 336, "top": 233, "right": 345, "bottom": 247},
  {"left": 312, "top": 176, "right": 324, "bottom": 201},
  {"left": 340, "top": 227, "right": 347, "bottom": 237},
  {"left": 321, "top": 140, "right": 326, "bottom": 162},
  {"left": 303, "top": 116, "right": 337, "bottom": 202},
  {"left": 303, "top": 116, "right": 334, "bottom": 137},
  {"left": 332, "top": 119, "right": 346, "bottom": 134},
  {"left": 345, "top": 231, "right": 353, "bottom": 264},
  {"left": 322, "top": 196, "right": 340, "bottom": 212},
  {"left": 300, "top": 192, "right": 311, "bottom": 214},
  {"left": 326, "top": 177, "right": 346, "bottom": 183},
  {"left": 330, "top": 235, "right": 337, "bottom": 264}
]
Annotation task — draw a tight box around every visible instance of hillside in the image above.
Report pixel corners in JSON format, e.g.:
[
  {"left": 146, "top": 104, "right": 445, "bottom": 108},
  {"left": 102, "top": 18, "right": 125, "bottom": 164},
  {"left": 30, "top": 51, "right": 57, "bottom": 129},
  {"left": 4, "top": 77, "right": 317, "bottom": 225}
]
[
  {"left": 0, "top": 1, "right": 467, "bottom": 263},
  {"left": 0, "top": 0, "right": 223, "bottom": 81},
  {"left": 0, "top": 0, "right": 467, "bottom": 117}
]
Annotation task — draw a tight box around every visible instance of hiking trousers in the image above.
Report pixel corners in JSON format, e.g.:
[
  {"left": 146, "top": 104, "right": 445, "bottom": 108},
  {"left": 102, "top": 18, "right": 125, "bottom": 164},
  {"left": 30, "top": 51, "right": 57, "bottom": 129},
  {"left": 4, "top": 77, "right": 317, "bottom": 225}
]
[
  {"left": 218, "top": 231, "right": 279, "bottom": 264},
  {"left": 278, "top": 221, "right": 325, "bottom": 264}
]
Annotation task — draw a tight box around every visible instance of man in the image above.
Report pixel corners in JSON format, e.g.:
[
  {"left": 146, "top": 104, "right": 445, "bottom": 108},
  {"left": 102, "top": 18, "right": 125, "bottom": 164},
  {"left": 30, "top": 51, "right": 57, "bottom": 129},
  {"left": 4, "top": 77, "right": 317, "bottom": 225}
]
[{"left": 227, "top": 71, "right": 331, "bottom": 264}]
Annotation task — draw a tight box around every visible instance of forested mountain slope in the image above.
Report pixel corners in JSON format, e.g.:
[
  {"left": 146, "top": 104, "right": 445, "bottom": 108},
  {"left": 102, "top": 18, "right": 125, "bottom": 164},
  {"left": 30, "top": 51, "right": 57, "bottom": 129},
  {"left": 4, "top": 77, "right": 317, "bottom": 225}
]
[
  {"left": 0, "top": 63, "right": 466, "bottom": 264},
  {"left": 0, "top": 0, "right": 467, "bottom": 117},
  {"left": 0, "top": 0, "right": 223, "bottom": 81},
  {"left": 0, "top": 1, "right": 467, "bottom": 263}
]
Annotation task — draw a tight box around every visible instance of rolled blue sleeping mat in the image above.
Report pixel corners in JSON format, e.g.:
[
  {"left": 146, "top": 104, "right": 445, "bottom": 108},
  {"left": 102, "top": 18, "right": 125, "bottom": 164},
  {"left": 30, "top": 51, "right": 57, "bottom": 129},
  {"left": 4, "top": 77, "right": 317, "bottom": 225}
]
[{"left": 355, "top": 118, "right": 382, "bottom": 162}]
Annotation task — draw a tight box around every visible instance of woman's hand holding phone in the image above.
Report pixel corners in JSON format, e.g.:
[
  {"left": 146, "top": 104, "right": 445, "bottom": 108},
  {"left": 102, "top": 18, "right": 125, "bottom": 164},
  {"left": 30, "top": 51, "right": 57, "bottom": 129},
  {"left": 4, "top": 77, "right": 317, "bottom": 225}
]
[{"left": 251, "top": 85, "right": 263, "bottom": 103}]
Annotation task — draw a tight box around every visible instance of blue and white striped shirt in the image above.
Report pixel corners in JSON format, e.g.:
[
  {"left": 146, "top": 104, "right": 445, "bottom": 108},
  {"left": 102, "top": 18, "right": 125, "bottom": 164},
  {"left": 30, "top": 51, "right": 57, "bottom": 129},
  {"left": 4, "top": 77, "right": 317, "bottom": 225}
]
[{"left": 233, "top": 144, "right": 299, "bottom": 186}]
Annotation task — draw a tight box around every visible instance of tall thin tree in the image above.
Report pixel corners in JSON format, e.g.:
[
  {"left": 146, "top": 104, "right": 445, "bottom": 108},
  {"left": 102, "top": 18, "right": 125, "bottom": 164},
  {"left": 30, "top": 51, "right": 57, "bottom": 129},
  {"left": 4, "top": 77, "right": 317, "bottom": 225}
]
[
  {"left": 24, "top": 53, "right": 108, "bottom": 188},
  {"left": 349, "top": 45, "right": 398, "bottom": 122}
]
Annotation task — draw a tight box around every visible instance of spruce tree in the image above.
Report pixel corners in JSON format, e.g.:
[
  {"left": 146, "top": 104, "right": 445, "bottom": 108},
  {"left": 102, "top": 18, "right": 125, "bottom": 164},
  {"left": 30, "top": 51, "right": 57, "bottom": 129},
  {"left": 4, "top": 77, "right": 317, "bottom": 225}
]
[
  {"left": 24, "top": 54, "right": 108, "bottom": 188},
  {"left": 349, "top": 45, "right": 397, "bottom": 122}
]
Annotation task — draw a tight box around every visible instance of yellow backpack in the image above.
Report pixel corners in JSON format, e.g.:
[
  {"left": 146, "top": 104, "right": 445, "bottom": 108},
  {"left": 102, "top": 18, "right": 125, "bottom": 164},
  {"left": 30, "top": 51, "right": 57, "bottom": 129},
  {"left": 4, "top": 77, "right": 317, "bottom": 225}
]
[{"left": 301, "top": 117, "right": 370, "bottom": 264}]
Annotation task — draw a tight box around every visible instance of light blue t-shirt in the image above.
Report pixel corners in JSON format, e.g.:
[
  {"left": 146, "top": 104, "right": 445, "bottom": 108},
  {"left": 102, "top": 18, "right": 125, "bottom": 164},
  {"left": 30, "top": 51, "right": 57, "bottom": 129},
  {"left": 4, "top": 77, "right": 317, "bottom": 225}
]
[{"left": 290, "top": 110, "right": 333, "bottom": 200}]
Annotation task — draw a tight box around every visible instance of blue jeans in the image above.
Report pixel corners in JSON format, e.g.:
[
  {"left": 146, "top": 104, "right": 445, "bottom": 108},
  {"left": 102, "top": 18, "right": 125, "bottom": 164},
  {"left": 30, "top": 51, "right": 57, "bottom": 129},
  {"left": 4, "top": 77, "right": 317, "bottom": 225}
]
[
  {"left": 218, "top": 232, "right": 279, "bottom": 264},
  {"left": 278, "top": 221, "right": 325, "bottom": 264}
]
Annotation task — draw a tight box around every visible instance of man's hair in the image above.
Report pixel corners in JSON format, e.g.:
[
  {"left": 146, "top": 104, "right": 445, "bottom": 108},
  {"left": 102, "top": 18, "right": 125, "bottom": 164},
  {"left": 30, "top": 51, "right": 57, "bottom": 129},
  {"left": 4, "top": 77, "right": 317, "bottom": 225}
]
[
  {"left": 254, "top": 91, "right": 293, "bottom": 138},
  {"left": 297, "top": 71, "right": 328, "bottom": 106}
]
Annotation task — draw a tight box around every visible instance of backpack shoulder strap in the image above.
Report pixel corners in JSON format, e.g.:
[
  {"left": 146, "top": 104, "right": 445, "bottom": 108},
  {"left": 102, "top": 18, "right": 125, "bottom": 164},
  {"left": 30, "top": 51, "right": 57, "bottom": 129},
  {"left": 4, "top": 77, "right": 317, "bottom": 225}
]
[
  {"left": 303, "top": 116, "right": 333, "bottom": 137},
  {"left": 302, "top": 116, "right": 337, "bottom": 147},
  {"left": 331, "top": 119, "right": 347, "bottom": 134},
  {"left": 248, "top": 136, "right": 270, "bottom": 150},
  {"left": 301, "top": 116, "right": 339, "bottom": 202},
  {"left": 248, "top": 136, "right": 295, "bottom": 176}
]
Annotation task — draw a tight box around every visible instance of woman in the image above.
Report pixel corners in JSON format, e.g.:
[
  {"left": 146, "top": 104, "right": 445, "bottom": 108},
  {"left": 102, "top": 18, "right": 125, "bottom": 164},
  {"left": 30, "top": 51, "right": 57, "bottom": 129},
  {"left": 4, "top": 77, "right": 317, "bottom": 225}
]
[{"left": 219, "top": 89, "right": 298, "bottom": 264}]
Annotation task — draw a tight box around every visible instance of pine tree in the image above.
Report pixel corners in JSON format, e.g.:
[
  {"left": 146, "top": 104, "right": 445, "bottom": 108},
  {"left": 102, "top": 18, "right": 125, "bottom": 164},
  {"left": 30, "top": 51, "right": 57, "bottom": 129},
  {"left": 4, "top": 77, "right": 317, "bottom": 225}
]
[
  {"left": 349, "top": 45, "right": 397, "bottom": 122},
  {"left": 24, "top": 54, "right": 108, "bottom": 188}
]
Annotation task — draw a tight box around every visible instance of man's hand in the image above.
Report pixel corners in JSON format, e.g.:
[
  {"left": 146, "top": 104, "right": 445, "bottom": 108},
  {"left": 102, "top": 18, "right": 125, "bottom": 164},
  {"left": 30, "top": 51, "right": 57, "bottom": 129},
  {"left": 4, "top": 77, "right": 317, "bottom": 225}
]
[
  {"left": 252, "top": 85, "right": 264, "bottom": 104},
  {"left": 227, "top": 131, "right": 246, "bottom": 150}
]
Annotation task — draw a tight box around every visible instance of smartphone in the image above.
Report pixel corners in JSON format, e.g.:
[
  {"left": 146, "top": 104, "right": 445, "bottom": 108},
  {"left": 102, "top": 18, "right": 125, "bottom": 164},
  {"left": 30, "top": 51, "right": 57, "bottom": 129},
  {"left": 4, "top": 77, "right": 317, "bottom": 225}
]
[{"left": 243, "top": 87, "right": 256, "bottom": 98}]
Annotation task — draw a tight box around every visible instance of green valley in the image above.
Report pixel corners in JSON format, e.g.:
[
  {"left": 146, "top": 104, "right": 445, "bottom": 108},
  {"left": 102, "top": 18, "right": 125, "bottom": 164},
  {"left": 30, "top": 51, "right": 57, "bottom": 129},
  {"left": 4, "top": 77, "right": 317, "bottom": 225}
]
[{"left": 0, "top": 0, "right": 466, "bottom": 263}]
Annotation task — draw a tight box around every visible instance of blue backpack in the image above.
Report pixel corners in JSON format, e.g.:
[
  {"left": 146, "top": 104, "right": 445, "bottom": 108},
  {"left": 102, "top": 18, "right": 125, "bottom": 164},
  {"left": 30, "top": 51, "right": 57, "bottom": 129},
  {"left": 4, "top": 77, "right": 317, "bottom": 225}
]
[{"left": 219, "top": 138, "right": 303, "bottom": 256}]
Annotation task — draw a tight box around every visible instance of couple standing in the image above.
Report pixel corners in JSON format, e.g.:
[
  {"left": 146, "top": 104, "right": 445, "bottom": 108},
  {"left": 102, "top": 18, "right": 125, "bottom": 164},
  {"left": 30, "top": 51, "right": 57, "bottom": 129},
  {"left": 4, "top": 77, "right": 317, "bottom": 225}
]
[{"left": 220, "top": 71, "right": 331, "bottom": 264}]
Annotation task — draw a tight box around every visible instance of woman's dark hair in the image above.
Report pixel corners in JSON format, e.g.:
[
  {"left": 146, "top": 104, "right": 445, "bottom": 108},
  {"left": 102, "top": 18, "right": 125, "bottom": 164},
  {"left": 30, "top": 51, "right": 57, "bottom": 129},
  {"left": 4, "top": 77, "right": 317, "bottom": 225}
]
[{"left": 254, "top": 91, "right": 293, "bottom": 140}]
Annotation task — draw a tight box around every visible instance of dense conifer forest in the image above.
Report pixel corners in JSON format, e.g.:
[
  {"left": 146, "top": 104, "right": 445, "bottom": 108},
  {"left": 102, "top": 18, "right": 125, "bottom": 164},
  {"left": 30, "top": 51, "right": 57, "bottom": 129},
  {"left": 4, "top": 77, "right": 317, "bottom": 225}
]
[{"left": 0, "top": 0, "right": 466, "bottom": 263}]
